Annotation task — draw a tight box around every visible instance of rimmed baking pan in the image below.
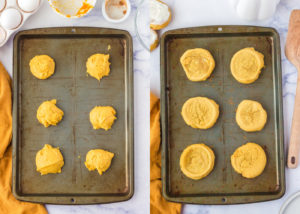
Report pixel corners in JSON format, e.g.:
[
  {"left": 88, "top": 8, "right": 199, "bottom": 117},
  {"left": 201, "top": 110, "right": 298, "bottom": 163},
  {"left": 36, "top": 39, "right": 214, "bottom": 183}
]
[
  {"left": 12, "top": 27, "right": 134, "bottom": 204},
  {"left": 160, "top": 26, "right": 285, "bottom": 204}
]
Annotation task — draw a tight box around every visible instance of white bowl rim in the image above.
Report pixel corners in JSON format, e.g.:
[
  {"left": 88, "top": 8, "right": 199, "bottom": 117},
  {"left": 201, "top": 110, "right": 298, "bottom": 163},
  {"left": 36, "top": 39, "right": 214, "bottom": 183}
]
[
  {"left": 279, "top": 191, "right": 300, "bottom": 214},
  {"left": 48, "top": 0, "right": 97, "bottom": 19},
  {"left": 102, "top": 0, "right": 131, "bottom": 23}
]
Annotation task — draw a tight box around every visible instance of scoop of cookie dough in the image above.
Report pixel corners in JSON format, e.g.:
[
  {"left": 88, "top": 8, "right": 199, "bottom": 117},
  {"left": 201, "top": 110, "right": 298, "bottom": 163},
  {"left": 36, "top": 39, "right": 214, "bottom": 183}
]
[
  {"left": 180, "top": 48, "right": 215, "bottom": 81},
  {"left": 36, "top": 144, "right": 64, "bottom": 175},
  {"left": 180, "top": 143, "right": 215, "bottom": 180},
  {"left": 230, "top": 47, "right": 264, "bottom": 84},
  {"left": 89, "top": 106, "right": 117, "bottom": 130},
  {"left": 37, "top": 99, "right": 64, "bottom": 128},
  {"left": 85, "top": 149, "right": 114, "bottom": 175},
  {"left": 236, "top": 100, "right": 267, "bottom": 132},
  {"left": 231, "top": 142, "right": 267, "bottom": 178},
  {"left": 86, "top": 54, "right": 111, "bottom": 81},
  {"left": 181, "top": 97, "right": 219, "bottom": 129},
  {"left": 29, "top": 55, "right": 55, "bottom": 79}
]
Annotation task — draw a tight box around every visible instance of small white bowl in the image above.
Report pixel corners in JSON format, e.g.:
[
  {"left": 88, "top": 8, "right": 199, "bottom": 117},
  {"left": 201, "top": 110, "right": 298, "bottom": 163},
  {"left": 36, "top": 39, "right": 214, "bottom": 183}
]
[
  {"left": 102, "top": 0, "right": 131, "bottom": 23},
  {"left": 48, "top": 0, "right": 96, "bottom": 18}
]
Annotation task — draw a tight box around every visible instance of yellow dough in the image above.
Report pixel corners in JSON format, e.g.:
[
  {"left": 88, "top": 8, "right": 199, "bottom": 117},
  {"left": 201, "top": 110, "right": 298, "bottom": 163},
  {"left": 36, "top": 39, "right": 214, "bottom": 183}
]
[
  {"left": 180, "top": 48, "right": 215, "bottom": 81},
  {"left": 89, "top": 106, "right": 117, "bottom": 130},
  {"left": 231, "top": 142, "right": 267, "bottom": 178},
  {"left": 230, "top": 47, "right": 264, "bottom": 84},
  {"left": 36, "top": 144, "right": 64, "bottom": 175},
  {"left": 180, "top": 144, "right": 215, "bottom": 180},
  {"left": 29, "top": 55, "right": 55, "bottom": 79},
  {"left": 85, "top": 149, "right": 114, "bottom": 175},
  {"left": 37, "top": 99, "right": 64, "bottom": 128},
  {"left": 236, "top": 100, "right": 267, "bottom": 132},
  {"left": 86, "top": 54, "right": 111, "bottom": 81},
  {"left": 181, "top": 97, "right": 219, "bottom": 129}
]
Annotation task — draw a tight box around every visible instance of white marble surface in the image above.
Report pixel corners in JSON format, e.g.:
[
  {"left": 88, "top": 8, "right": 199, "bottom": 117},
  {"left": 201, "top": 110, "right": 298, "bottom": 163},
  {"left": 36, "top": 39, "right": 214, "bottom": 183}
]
[
  {"left": 150, "top": 0, "right": 300, "bottom": 213},
  {"left": 0, "top": 0, "right": 150, "bottom": 213}
]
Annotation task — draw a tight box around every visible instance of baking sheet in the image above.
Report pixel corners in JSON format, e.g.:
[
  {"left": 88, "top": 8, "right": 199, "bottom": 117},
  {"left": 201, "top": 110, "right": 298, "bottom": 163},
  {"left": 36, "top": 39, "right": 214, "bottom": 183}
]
[
  {"left": 160, "top": 26, "right": 285, "bottom": 204},
  {"left": 12, "top": 27, "right": 134, "bottom": 204}
]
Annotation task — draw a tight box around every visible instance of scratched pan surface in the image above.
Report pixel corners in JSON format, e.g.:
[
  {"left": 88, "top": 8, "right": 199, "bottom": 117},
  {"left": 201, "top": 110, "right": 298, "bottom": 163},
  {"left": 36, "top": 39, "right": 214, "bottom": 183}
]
[
  {"left": 160, "top": 26, "right": 285, "bottom": 204},
  {"left": 12, "top": 27, "right": 133, "bottom": 204}
]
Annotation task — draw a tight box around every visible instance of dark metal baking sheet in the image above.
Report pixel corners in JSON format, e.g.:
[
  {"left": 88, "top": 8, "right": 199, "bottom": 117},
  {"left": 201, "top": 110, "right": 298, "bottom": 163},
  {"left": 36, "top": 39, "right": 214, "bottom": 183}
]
[
  {"left": 160, "top": 26, "right": 285, "bottom": 204},
  {"left": 12, "top": 27, "right": 134, "bottom": 204}
]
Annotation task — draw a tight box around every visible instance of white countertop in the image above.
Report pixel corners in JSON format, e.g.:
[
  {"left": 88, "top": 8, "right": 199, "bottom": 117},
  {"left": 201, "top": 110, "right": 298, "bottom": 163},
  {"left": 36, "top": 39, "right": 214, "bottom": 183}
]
[
  {"left": 150, "top": 0, "right": 300, "bottom": 213},
  {"left": 0, "top": 0, "right": 150, "bottom": 213}
]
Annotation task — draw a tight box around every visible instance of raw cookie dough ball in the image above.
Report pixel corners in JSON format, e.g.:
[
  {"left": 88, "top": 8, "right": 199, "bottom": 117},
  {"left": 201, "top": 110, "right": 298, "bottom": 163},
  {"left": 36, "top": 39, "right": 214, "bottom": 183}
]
[
  {"left": 150, "top": 29, "right": 159, "bottom": 51},
  {"left": 180, "top": 143, "right": 215, "bottom": 180},
  {"left": 230, "top": 47, "right": 264, "bottom": 84},
  {"left": 36, "top": 144, "right": 64, "bottom": 175},
  {"left": 180, "top": 48, "right": 215, "bottom": 81},
  {"left": 85, "top": 149, "right": 114, "bottom": 175},
  {"left": 150, "top": 0, "right": 171, "bottom": 30},
  {"left": 37, "top": 99, "right": 64, "bottom": 128},
  {"left": 181, "top": 97, "right": 219, "bottom": 129},
  {"left": 86, "top": 54, "right": 111, "bottom": 81},
  {"left": 231, "top": 142, "right": 267, "bottom": 178},
  {"left": 29, "top": 55, "right": 55, "bottom": 79},
  {"left": 236, "top": 100, "right": 267, "bottom": 132},
  {"left": 89, "top": 106, "right": 117, "bottom": 130}
]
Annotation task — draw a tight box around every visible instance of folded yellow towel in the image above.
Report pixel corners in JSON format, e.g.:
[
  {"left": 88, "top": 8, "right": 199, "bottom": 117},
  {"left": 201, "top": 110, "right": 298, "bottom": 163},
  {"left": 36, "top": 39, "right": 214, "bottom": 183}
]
[
  {"left": 150, "top": 92, "right": 181, "bottom": 214},
  {"left": 0, "top": 62, "right": 12, "bottom": 159},
  {"left": 0, "top": 62, "right": 47, "bottom": 214}
]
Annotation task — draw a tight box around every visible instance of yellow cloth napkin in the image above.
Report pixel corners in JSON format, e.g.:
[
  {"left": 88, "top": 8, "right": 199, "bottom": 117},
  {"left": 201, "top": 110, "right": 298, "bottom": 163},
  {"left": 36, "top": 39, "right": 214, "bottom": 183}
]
[
  {"left": 150, "top": 92, "right": 181, "bottom": 214},
  {"left": 0, "top": 62, "right": 48, "bottom": 214}
]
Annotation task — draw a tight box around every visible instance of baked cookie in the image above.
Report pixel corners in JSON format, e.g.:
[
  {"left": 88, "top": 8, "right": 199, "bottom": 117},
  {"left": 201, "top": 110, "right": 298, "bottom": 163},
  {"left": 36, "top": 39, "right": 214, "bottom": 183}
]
[
  {"left": 85, "top": 149, "right": 114, "bottom": 175},
  {"left": 236, "top": 100, "right": 267, "bottom": 132},
  {"left": 36, "top": 144, "right": 64, "bottom": 175},
  {"left": 150, "top": 29, "right": 159, "bottom": 51},
  {"left": 37, "top": 99, "right": 64, "bottom": 128},
  {"left": 231, "top": 142, "right": 267, "bottom": 179},
  {"left": 89, "top": 106, "right": 117, "bottom": 130},
  {"left": 86, "top": 54, "right": 111, "bottom": 81},
  {"left": 180, "top": 48, "right": 215, "bottom": 81},
  {"left": 29, "top": 55, "right": 55, "bottom": 79},
  {"left": 181, "top": 97, "right": 219, "bottom": 129},
  {"left": 180, "top": 144, "right": 215, "bottom": 180},
  {"left": 230, "top": 47, "right": 264, "bottom": 84},
  {"left": 150, "top": 0, "right": 171, "bottom": 30}
]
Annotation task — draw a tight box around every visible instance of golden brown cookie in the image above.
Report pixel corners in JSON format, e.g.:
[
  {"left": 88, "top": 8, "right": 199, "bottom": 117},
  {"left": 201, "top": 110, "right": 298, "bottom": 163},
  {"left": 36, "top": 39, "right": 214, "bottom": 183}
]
[
  {"left": 181, "top": 97, "right": 219, "bottom": 129},
  {"left": 150, "top": 29, "right": 159, "bottom": 51},
  {"left": 230, "top": 47, "right": 264, "bottom": 84},
  {"left": 180, "top": 143, "right": 215, "bottom": 180},
  {"left": 180, "top": 48, "right": 215, "bottom": 81},
  {"left": 236, "top": 100, "right": 267, "bottom": 132},
  {"left": 150, "top": 0, "right": 171, "bottom": 30},
  {"left": 231, "top": 142, "right": 267, "bottom": 178}
]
